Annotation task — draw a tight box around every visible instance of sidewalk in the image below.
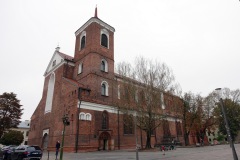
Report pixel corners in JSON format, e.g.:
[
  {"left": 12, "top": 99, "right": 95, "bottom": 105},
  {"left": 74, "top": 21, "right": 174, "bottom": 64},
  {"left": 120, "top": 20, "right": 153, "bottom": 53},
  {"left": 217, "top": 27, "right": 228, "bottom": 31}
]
[{"left": 42, "top": 144, "right": 240, "bottom": 160}]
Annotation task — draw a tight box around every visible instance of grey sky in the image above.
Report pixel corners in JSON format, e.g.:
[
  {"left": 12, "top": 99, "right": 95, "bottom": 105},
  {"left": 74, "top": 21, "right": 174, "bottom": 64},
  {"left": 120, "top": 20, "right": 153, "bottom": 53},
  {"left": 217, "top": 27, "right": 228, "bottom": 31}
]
[{"left": 0, "top": 0, "right": 240, "bottom": 120}]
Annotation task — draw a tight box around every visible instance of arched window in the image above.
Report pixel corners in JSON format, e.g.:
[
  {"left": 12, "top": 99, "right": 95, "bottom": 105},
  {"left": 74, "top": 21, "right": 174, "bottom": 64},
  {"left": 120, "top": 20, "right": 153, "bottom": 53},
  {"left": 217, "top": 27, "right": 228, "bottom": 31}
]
[
  {"left": 102, "top": 111, "right": 108, "bottom": 129},
  {"left": 45, "top": 73, "right": 55, "bottom": 113},
  {"left": 100, "top": 59, "right": 108, "bottom": 72},
  {"left": 101, "top": 34, "right": 108, "bottom": 48},
  {"left": 101, "top": 81, "right": 109, "bottom": 96},
  {"left": 78, "top": 62, "right": 83, "bottom": 74},
  {"left": 79, "top": 31, "right": 86, "bottom": 50},
  {"left": 100, "top": 29, "right": 109, "bottom": 48},
  {"left": 86, "top": 113, "right": 92, "bottom": 121},
  {"left": 79, "top": 112, "right": 86, "bottom": 120},
  {"left": 81, "top": 36, "right": 86, "bottom": 49}
]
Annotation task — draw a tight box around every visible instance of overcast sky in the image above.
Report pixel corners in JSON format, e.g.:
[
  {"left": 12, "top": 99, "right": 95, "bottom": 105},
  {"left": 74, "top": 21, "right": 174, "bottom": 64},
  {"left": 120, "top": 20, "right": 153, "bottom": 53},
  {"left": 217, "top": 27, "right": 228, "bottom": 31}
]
[{"left": 0, "top": 0, "right": 240, "bottom": 121}]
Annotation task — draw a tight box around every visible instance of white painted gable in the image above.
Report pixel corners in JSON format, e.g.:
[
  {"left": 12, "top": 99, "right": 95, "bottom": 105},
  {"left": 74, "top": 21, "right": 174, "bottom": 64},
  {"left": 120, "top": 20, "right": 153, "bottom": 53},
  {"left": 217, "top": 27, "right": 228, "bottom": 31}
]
[{"left": 44, "top": 49, "right": 64, "bottom": 77}]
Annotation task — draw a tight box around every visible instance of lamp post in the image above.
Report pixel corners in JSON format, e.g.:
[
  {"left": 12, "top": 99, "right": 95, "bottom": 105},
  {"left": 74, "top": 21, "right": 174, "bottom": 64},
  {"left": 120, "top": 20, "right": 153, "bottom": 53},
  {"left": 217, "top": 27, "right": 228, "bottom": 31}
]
[
  {"left": 60, "top": 114, "right": 70, "bottom": 160},
  {"left": 215, "top": 88, "right": 238, "bottom": 160},
  {"left": 134, "top": 113, "right": 139, "bottom": 160}
]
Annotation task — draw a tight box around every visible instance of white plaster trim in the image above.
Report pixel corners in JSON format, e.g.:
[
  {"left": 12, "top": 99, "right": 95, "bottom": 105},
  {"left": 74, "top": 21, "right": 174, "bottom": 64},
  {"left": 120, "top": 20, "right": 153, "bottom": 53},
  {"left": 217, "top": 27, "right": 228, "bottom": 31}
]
[
  {"left": 75, "top": 17, "right": 115, "bottom": 36},
  {"left": 78, "top": 101, "right": 119, "bottom": 114},
  {"left": 43, "top": 129, "right": 49, "bottom": 136},
  {"left": 44, "top": 60, "right": 75, "bottom": 77},
  {"left": 78, "top": 101, "right": 182, "bottom": 123}
]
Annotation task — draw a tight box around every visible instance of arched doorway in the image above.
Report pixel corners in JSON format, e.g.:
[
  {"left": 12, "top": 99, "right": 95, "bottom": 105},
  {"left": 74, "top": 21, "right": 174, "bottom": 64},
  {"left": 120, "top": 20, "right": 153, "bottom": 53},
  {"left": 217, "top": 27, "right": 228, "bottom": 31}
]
[
  {"left": 99, "top": 132, "right": 111, "bottom": 150},
  {"left": 42, "top": 133, "right": 49, "bottom": 150}
]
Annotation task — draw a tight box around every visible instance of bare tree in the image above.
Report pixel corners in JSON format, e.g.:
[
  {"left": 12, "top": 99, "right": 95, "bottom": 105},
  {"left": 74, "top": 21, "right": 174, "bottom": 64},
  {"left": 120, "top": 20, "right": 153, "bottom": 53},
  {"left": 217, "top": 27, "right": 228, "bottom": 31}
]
[{"left": 116, "top": 56, "right": 178, "bottom": 149}]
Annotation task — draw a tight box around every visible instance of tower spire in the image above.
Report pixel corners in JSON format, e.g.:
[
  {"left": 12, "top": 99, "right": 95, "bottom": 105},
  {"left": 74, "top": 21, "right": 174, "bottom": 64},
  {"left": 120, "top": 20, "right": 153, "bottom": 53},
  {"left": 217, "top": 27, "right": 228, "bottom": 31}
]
[{"left": 94, "top": 5, "right": 98, "bottom": 17}]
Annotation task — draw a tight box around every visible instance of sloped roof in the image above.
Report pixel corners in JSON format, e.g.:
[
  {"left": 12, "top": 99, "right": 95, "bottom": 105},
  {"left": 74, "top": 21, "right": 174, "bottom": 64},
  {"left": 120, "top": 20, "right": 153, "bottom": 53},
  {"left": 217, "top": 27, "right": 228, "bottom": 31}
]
[{"left": 58, "top": 51, "right": 74, "bottom": 61}]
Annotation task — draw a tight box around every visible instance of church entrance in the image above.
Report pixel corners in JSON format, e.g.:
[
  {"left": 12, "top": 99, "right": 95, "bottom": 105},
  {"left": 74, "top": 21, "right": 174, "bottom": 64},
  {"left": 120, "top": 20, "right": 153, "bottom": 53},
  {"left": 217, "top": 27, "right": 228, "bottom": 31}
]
[
  {"left": 42, "top": 133, "right": 49, "bottom": 151},
  {"left": 98, "top": 132, "right": 111, "bottom": 150}
]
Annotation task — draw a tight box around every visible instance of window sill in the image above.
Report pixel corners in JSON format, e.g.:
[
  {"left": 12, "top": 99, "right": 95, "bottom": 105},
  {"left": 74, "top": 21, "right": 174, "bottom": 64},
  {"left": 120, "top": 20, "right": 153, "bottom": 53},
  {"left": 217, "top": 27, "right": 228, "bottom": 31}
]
[{"left": 101, "top": 94, "right": 109, "bottom": 97}]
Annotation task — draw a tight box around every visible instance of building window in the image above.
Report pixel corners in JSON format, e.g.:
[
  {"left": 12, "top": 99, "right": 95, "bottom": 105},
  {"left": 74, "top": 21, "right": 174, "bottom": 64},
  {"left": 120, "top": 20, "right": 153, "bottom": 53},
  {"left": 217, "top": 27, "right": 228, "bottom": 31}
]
[
  {"left": 100, "top": 59, "right": 108, "bottom": 72},
  {"left": 101, "top": 81, "right": 109, "bottom": 96},
  {"left": 100, "top": 29, "right": 109, "bottom": 48},
  {"left": 52, "top": 60, "right": 56, "bottom": 67},
  {"left": 79, "top": 31, "right": 86, "bottom": 50},
  {"left": 101, "top": 34, "right": 108, "bottom": 48},
  {"left": 81, "top": 36, "right": 86, "bottom": 49},
  {"left": 78, "top": 63, "right": 83, "bottom": 74},
  {"left": 86, "top": 113, "right": 92, "bottom": 121},
  {"left": 26, "top": 131, "right": 29, "bottom": 137},
  {"left": 135, "top": 90, "right": 138, "bottom": 102},
  {"left": 45, "top": 73, "right": 55, "bottom": 113},
  {"left": 79, "top": 112, "right": 86, "bottom": 120},
  {"left": 123, "top": 114, "right": 134, "bottom": 134},
  {"left": 118, "top": 85, "right": 120, "bottom": 99},
  {"left": 102, "top": 111, "right": 108, "bottom": 129},
  {"left": 161, "top": 92, "right": 166, "bottom": 109}
]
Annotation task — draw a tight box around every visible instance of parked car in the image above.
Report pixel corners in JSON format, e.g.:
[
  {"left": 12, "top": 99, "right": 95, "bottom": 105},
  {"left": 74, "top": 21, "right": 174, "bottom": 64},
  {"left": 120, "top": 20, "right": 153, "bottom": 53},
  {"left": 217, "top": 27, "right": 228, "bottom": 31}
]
[
  {"left": 0, "top": 145, "right": 17, "bottom": 160},
  {"left": 10, "top": 145, "right": 42, "bottom": 160}
]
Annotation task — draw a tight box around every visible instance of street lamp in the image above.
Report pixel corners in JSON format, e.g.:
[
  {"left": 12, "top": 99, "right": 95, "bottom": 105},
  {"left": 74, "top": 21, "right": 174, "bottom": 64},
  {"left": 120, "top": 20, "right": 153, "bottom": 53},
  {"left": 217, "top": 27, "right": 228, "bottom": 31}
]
[
  {"left": 215, "top": 88, "right": 238, "bottom": 160},
  {"left": 60, "top": 114, "right": 70, "bottom": 160},
  {"left": 134, "top": 113, "right": 139, "bottom": 160}
]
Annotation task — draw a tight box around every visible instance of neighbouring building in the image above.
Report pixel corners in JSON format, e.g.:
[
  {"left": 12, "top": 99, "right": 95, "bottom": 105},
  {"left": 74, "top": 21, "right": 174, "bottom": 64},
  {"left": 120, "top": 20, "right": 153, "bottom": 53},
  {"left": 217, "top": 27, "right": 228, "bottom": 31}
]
[
  {"left": 28, "top": 8, "right": 185, "bottom": 152},
  {"left": 12, "top": 120, "right": 30, "bottom": 145}
]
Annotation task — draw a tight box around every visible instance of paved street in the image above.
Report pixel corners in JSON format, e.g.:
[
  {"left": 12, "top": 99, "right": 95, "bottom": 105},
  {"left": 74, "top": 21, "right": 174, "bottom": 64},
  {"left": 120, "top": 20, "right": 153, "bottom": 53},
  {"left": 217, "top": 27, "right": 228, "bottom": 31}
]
[{"left": 42, "top": 144, "right": 240, "bottom": 160}]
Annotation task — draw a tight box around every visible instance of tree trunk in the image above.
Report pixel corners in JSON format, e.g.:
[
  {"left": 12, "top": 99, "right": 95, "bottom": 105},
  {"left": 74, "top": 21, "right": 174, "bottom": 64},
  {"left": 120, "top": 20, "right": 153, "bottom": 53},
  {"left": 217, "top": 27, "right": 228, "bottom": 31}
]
[
  {"left": 145, "top": 131, "right": 152, "bottom": 148},
  {"left": 184, "top": 132, "right": 189, "bottom": 146}
]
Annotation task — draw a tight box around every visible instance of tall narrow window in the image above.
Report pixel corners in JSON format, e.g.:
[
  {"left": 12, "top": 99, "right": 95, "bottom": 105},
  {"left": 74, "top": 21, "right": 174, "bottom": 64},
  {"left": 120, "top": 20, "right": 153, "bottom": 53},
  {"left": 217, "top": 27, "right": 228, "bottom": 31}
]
[
  {"left": 78, "top": 63, "right": 83, "bottom": 74},
  {"left": 101, "top": 81, "right": 108, "bottom": 96},
  {"left": 101, "top": 34, "right": 108, "bottom": 48},
  {"left": 79, "top": 31, "right": 86, "bottom": 51},
  {"left": 45, "top": 73, "right": 55, "bottom": 113},
  {"left": 100, "top": 29, "right": 109, "bottom": 48},
  {"left": 102, "top": 111, "right": 108, "bottom": 129},
  {"left": 101, "top": 83, "right": 106, "bottom": 95},
  {"left": 100, "top": 59, "right": 108, "bottom": 72},
  {"left": 81, "top": 36, "right": 86, "bottom": 49},
  {"left": 118, "top": 85, "right": 120, "bottom": 99},
  {"left": 101, "top": 61, "right": 105, "bottom": 71}
]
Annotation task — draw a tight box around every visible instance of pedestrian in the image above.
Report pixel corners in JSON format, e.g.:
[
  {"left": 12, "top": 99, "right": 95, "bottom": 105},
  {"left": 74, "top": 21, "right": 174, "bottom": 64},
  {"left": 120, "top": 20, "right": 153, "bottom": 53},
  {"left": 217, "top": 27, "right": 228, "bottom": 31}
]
[
  {"left": 161, "top": 145, "right": 165, "bottom": 155},
  {"left": 55, "top": 141, "right": 60, "bottom": 160}
]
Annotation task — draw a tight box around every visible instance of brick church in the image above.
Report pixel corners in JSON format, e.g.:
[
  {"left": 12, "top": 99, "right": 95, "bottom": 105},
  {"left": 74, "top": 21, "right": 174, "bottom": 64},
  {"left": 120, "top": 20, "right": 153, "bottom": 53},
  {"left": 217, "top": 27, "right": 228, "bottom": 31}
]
[{"left": 28, "top": 8, "right": 184, "bottom": 152}]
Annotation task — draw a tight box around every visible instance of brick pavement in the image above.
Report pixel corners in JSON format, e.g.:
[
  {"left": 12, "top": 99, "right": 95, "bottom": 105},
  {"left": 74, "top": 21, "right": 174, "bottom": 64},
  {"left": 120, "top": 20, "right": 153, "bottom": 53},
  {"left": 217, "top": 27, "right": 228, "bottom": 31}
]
[{"left": 42, "top": 144, "right": 240, "bottom": 160}]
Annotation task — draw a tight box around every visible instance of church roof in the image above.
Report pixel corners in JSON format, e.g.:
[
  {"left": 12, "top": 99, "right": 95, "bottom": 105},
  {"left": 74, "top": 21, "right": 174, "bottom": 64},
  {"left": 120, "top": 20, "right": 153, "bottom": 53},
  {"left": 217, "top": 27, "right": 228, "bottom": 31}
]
[
  {"left": 58, "top": 51, "right": 74, "bottom": 61},
  {"left": 75, "top": 7, "right": 115, "bottom": 36}
]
